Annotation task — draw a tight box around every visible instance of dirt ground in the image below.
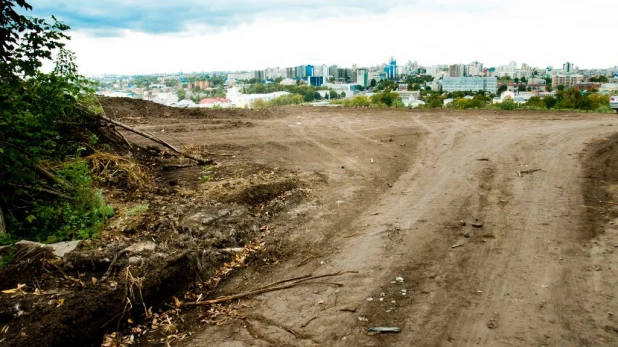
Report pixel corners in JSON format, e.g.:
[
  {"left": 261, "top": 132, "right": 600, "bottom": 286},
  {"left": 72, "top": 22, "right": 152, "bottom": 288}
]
[{"left": 3, "top": 99, "right": 618, "bottom": 347}]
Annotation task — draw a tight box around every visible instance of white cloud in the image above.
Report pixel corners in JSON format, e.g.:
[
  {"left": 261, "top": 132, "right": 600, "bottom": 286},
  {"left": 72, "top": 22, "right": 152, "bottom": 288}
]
[{"left": 62, "top": 0, "right": 618, "bottom": 75}]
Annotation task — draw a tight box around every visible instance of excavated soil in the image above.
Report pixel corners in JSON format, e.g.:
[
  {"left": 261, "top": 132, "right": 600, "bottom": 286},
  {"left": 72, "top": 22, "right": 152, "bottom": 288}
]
[{"left": 2, "top": 99, "right": 618, "bottom": 347}]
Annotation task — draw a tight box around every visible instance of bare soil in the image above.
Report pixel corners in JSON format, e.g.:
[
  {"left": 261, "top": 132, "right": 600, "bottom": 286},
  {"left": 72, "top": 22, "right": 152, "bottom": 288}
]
[{"left": 2, "top": 99, "right": 618, "bottom": 347}]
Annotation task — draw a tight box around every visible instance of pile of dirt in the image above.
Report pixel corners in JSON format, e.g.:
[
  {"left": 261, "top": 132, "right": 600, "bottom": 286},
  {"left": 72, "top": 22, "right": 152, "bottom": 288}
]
[{"left": 100, "top": 97, "right": 275, "bottom": 120}]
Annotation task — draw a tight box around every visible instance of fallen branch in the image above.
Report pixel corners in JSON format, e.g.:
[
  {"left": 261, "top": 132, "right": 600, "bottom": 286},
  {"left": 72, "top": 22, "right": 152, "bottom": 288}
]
[
  {"left": 9, "top": 183, "right": 71, "bottom": 200},
  {"left": 97, "top": 114, "right": 212, "bottom": 165},
  {"left": 516, "top": 168, "right": 541, "bottom": 177},
  {"left": 183, "top": 271, "right": 358, "bottom": 307},
  {"left": 100, "top": 249, "right": 129, "bottom": 282},
  {"left": 0, "top": 206, "right": 5, "bottom": 236},
  {"left": 217, "top": 247, "right": 244, "bottom": 254},
  {"left": 163, "top": 163, "right": 198, "bottom": 170}
]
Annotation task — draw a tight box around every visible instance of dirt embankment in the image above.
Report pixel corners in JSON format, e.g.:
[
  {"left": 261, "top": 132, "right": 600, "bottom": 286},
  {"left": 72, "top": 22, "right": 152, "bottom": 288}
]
[{"left": 0, "top": 99, "right": 322, "bottom": 347}]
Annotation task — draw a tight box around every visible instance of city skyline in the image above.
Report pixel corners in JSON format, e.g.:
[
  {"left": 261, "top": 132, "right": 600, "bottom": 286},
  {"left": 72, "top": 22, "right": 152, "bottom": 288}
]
[{"left": 30, "top": 0, "right": 618, "bottom": 75}]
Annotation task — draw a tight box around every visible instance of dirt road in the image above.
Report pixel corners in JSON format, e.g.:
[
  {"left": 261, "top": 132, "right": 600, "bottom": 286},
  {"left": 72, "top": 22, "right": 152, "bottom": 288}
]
[{"left": 153, "top": 108, "right": 618, "bottom": 347}]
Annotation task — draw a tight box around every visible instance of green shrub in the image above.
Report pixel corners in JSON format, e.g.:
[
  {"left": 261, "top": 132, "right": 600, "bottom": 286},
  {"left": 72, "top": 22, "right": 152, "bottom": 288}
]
[{"left": 499, "top": 99, "right": 517, "bottom": 110}]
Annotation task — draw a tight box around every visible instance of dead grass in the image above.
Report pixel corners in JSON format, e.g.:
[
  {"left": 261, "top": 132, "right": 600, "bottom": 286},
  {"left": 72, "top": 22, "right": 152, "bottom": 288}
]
[{"left": 86, "top": 152, "right": 149, "bottom": 189}]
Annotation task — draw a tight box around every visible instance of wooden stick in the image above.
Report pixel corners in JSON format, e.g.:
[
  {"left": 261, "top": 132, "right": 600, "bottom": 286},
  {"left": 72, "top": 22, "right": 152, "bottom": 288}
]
[
  {"left": 0, "top": 206, "right": 5, "bottom": 236},
  {"left": 183, "top": 271, "right": 357, "bottom": 307},
  {"left": 97, "top": 114, "right": 212, "bottom": 165},
  {"left": 10, "top": 183, "right": 71, "bottom": 200}
]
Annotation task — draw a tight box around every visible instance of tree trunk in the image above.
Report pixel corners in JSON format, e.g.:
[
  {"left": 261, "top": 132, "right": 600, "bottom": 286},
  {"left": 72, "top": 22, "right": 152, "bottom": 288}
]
[{"left": 0, "top": 206, "right": 6, "bottom": 236}]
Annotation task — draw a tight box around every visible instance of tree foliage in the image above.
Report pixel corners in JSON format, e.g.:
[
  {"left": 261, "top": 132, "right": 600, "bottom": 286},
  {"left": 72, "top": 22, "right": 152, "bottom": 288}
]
[{"left": 0, "top": 0, "right": 112, "bottom": 243}]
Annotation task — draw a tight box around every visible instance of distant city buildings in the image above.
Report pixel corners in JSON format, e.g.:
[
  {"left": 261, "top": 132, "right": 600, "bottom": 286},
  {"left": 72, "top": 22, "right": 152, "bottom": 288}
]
[
  {"left": 442, "top": 77, "right": 498, "bottom": 94},
  {"left": 449, "top": 64, "right": 466, "bottom": 77},
  {"left": 93, "top": 57, "right": 618, "bottom": 109},
  {"left": 552, "top": 74, "right": 583, "bottom": 88}
]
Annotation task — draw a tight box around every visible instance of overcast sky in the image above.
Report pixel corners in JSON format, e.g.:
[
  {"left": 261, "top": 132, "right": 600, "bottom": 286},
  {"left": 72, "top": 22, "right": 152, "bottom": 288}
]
[{"left": 28, "top": 0, "right": 618, "bottom": 75}]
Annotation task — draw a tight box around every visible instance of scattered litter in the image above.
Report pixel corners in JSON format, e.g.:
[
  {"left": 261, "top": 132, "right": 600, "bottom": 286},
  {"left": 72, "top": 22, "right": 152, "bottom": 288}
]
[
  {"left": 476, "top": 158, "right": 490, "bottom": 161},
  {"left": 451, "top": 242, "right": 464, "bottom": 249},
  {"left": 471, "top": 223, "right": 483, "bottom": 228},
  {"left": 358, "top": 316, "right": 369, "bottom": 322},
  {"left": 371, "top": 212, "right": 379, "bottom": 216},
  {"left": 459, "top": 220, "right": 467, "bottom": 227},
  {"left": 371, "top": 158, "right": 374, "bottom": 163},
  {"left": 380, "top": 292, "right": 386, "bottom": 297},
  {"left": 368, "top": 327, "right": 401, "bottom": 333},
  {"left": 487, "top": 320, "right": 498, "bottom": 329},
  {"left": 367, "top": 297, "right": 374, "bottom": 301},
  {"left": 395, "top": 277, "right": 404, "bottom": 284},
  {"left": 379, "top": 298, "right": 384, "bottom": 302}
]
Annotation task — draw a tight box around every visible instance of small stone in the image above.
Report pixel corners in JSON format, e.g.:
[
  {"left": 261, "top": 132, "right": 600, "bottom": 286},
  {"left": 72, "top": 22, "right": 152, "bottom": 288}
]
[
  {"left": 472, "top": 223, "right": 483, "bottom": 228},
  {"left": 463, "top": 231, "right": 471, "bottom": 238},
  {"left": 459, "top": 220, "right": 467, "bottom": 227},
  {"left": 487, "top": 319, "right": 498, "bottom": 329}
]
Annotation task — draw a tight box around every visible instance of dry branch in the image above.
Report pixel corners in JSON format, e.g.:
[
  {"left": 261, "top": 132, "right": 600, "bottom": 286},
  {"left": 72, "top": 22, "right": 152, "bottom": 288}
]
[
  {"left": 9, "top": 184, "right": 71, "bottom": 199},
  {"left": 183, "top": 271, "right": 358, "bottom": 307},
  {"left": 0, "top": 206, "right": 5, "bottom": 236},
  {"left": 97, "top": 114, "right": 212, "bottom": 165}
]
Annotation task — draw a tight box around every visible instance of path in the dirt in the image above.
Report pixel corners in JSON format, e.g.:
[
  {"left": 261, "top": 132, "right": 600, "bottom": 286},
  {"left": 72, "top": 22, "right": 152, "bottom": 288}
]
[{"left": 182, "top": 111, "right": 618, "bottom": 347}]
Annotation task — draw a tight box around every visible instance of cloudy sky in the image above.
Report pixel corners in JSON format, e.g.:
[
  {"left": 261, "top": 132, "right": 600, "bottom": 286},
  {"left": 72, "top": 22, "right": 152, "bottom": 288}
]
[{"left": 28, "top": 0, "right": 618, "bottom": 75}]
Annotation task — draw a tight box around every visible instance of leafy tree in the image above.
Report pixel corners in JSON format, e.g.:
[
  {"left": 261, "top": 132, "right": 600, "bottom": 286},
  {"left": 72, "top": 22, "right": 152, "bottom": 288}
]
[
  {"left": 499, "top": 99, "right": 516, "bottom": 110},
  {"left": 265, "top": 94, "right": 303, "bottom": 106},
  {"left": 514, "top": 78, "right": 519, "bottom": 84},
  {"left": 545, "top": 85, "right": 553, "bottom": 92},
  {"left": 543, "top": 96, "right": 557, "bottom": 109},
  {"left": 329, "top": 90, "right": 338, "bottom": 99},
  {"left": 1, "top": 0, "right": 114, "bottom": 242},
  {"left": 425, "top": 94, "right": 444, "bottom": 108},
  {"left": 526, "top": 96, "right": 546, "bottom": 109},
  {"left": 274, "top": 77, "right": 283, "bottom": 84},
  {"left": 210, "top": 76, "right": 224, "bottom": 85},
  {"left": 497, "top": 85, "right": 508, "bottom": 95},
  {"left": 164, "top": 79, "right": 178, "bottom": 87},
  {"left": 341, "top": 91, "right": 346, "bottom": 98},
  {"left": 518, "top": 85, "right": 527, "bottom": 92},
  {"left": 371, "top": 91, "right": 400, "bottom": 107},
  {"left": 370, "top": 79, "right": 377, "bottom": 88},
  {"left": 521, "top": 76, "right": 527, "bottom": 83},
  {"left": 251, "top": 99, "right": 267, "bottom": 109},
  {"left": 313, "top": 92, "right": 322, "bottom": 101},
  {"left": 177, "top": 89, "right": 186, "bottom": 101},
  {"left": 342, "top": 96, "right": 371, "bottom": 107}
]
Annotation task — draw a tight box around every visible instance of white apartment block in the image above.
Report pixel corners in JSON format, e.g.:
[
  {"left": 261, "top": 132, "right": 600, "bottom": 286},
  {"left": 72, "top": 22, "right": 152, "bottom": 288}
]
[{"left": 442, "top": 77, "right": 498, "bottom": 94}]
